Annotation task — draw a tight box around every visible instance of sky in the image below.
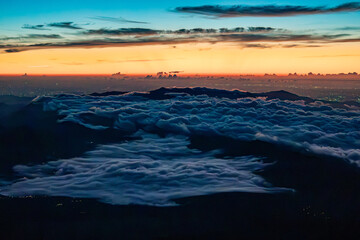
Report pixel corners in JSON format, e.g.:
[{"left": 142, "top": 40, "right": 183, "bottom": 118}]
[{"left": 0, "top": 0, "right": 360, "bottom": 75}]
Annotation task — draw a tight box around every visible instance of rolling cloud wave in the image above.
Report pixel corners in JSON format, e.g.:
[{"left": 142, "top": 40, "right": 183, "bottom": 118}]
[{"left": 1, "top": 134, "right": 275, "bottom": 205}]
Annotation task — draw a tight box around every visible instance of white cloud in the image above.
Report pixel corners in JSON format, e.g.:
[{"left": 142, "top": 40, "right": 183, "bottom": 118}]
[
  {"left": 0, "top": 134, "right": 281, "bottom": 205},
  {"left": 39, "top": 90, "right": 360, "bottom": 164}
]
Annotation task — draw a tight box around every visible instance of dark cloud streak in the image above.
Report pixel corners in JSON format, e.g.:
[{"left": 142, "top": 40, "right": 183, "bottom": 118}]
[
  {"left": 335, "top": 26, "right": 360, "bottom": 31},
  {"left": 81, "top": 27, "right": 278, "bottom": 36},
  {"left": 174, "top": 2, "right": 360, "bottom": 18},
  {"left": 22, "top": 24, "right": 50, "bottom": 30},
  {"left": 91, "top": 16, "right": 149, "bottom": 24},
  {"left": 0, "top": 34, "right": 63, "bottom": 41},
  {"left": 47, "top": 22, "right": 82, "bottom": 30},
  {"left": 83, "top": 28, "right": 159, "bottom": 36},
  {"left": 4, "top": 49, "right": 22, "bottom": 53}
]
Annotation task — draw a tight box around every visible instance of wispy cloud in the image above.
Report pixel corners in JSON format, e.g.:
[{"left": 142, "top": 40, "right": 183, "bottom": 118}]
[
  {"left": 47, "top": 22, "right": 82, "bottom": 30},
  {"left": 241, "top": 43, "right": 272, "bottom": 49},
  {"left": 1, "top": 26, "right": 358, "bottom": 53},
  {"left": 0, "top": 34, "right": 63, "bottom": 41},
  {"left": 335, "top": 26, "right": 360, "bottom": 31},
  {"left": 247, "top": 27, "right": 278, "bottom": 32},
  {"left": 81, "top": 27, "right": 279, "bottom": 36},
  {"left": 22, "top": 24, "right": 50, "bottom": 30},
  {"left": 91, "top": 16, "right": 149, "bottom": 24},
  {"left": 82, "top": 28, "right": 159, "bottom": 36},
  {"left": 4, "top": 49, "right": 22, "bottom": 53},
  {"left": 174, "top": 2, "right": 360, "bottom": 18}
]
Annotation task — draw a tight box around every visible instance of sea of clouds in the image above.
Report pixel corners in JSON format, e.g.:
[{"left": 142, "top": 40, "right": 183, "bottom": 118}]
[
  {"left": 41, "top": 90, "right": 360, "bottom": 163},
  {"left": 1, "top": 88, "right": 359, "bottom": 205},
  {"left": 1, "top": 134, "right": 280, "bottom": 205}
]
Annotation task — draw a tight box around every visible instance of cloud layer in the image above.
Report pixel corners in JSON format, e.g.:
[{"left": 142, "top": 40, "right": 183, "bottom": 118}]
[
  {"left": 0, "top": 134, "right": 276, "bottom": 205},
  {"left": 1, "top": 26, "right": 358, "bottom": 53},
  {"left": 175, "top": 2, "right": 360, "bottom": 18},
  {"left": 0, "top": 88, "right": 359, "bottom": 205},
  {"left": 38, "top": 88, "right": 360, "bottom": 163},
  {"left": 0, "top": 3, "right": 358, "bottom": 53}
]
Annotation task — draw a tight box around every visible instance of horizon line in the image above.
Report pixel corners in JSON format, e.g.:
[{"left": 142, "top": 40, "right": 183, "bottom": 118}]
[{"left": 0, "top": 72, "right": 359, "bottom": 77}]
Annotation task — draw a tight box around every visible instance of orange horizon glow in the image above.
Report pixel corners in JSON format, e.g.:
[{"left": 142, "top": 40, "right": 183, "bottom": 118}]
[
  {"left": 0, "top": 73, "right": 358, "bottom": 77},
  {"left": 1, "top": 43, "right": 360, "bottom": 75}
]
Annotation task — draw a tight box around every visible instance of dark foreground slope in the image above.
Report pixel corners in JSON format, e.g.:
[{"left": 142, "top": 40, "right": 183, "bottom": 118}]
[{"left": 0, "top": 190, "right": 359, "bottom": 240}]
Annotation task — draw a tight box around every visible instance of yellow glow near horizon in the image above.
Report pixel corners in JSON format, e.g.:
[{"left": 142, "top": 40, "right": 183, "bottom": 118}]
[{"left": 0, "top": 43, "right": 360, "bottom": 75}]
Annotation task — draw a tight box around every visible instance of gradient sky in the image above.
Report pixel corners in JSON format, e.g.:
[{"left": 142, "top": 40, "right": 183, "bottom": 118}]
[{"left": 1, "top": 0, "right": 360, "bottom": 74}]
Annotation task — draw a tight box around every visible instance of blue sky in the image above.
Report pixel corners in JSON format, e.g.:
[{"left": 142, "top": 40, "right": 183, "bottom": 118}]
[{"left": 1, "top": 0, "right": 360, "bottom": 35}]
